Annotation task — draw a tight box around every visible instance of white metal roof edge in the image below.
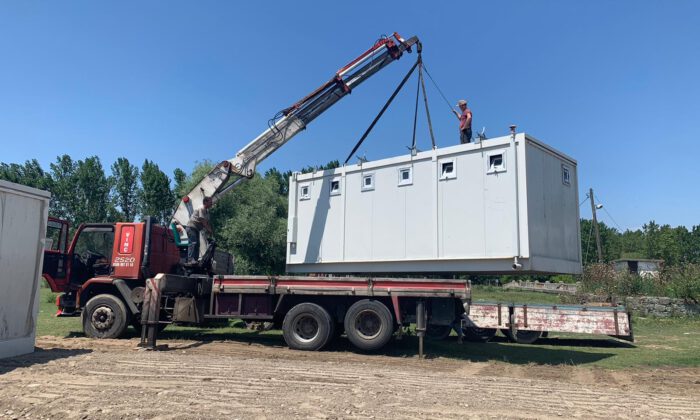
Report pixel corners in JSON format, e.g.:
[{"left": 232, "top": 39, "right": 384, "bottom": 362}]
[
  {"left": 0, "top": 180, "right": 51, "bottom": 199},
  {"left": 524, "top": 134, "right": 577, "bottom": 166},
  {"left": 293, "top": 134, "right": 516, "bottom": 181}
]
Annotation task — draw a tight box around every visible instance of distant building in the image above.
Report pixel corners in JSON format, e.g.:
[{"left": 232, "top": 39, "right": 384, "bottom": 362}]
[{"left": 613, "top": 259, "right": 663, "bottom": 277}]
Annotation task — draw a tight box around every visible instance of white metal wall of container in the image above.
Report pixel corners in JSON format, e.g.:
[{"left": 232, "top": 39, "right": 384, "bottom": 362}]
[
  {"left": 286, "top": 133, "right": 581, "bottom": 274},
  {"left": 0, "top": 181, "right": 50, "bottom": 359}
]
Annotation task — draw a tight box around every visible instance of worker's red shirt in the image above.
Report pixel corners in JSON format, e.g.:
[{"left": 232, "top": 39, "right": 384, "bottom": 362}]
[{"left": 459, "top": 108, "right": 472, "bottom": 130}]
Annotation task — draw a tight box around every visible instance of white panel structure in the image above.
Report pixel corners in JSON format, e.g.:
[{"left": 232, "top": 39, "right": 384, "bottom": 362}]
[
  {"left": 0, "top": 181, "right": 50, "bottom": 359},
  {"left": 287, "top": 133, "right": 581, "bottom": 274}
]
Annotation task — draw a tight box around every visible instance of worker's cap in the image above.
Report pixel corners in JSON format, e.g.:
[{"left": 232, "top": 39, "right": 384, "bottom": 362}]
[{"left": 457, "top": 99, "right": 467, "bottom": 106}]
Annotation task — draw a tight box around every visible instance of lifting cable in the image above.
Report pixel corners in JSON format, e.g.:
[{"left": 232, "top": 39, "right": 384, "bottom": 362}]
[
  {"left": 421, "top": 63, "right": 455, "bottom": 115},
  {"left": 344, "top": 57, "right": 421, "bottom": 165},
  {"left": 419, "top": 62, "right": 437, "bottom": 149},
  {"left": 410, "top": 60, "right": 421, "bottom": 151},
  {"left": 410, "top": 59, "right": 437, "bottom": 151},
  {"left": 343, "top": 55, "right": 451, "bottom": 164}
]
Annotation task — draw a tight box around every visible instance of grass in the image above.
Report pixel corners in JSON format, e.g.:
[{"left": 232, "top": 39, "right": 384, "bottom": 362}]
[
  {"left": 36, "top": 287, "right": 700, "bottom": 370},
  {"left": 471, "top": 285, "right": 564, "bottom": 304}
]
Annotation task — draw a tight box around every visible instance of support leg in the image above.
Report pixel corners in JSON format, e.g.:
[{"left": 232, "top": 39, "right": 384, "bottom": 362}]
[
  {"left": 416, "top": 300, "right": 426, "bottom": 359},
  {"left": 138, "top": 275, "right": 164, "bottom": 350}
]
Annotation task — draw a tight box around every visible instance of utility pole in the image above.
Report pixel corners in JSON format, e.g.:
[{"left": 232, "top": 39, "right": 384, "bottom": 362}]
[{"left": 589, "top": 188, "right": 603, "bottom": 263}]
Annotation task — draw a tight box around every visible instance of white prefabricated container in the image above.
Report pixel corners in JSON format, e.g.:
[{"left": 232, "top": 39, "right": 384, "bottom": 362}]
[
  {"left": 0, "top": 180, "right": 50, "bottom": 359},
  {"left": 286, "top": 133, "right": 581, "bottom": 274}
]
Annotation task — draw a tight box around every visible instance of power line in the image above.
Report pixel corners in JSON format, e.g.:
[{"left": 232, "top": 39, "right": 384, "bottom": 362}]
[
  {"left": 601, "top": 207, "right": 622, "bottom": 231},
  {"left": 594, "top": 192, "right": 624, "bottom": 231},
  {"left": 579, "top": 195, "right": 589, "bottom": 207}
]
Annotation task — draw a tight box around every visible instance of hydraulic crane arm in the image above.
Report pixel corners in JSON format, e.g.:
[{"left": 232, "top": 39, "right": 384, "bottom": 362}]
[{"left": 172, "top": 33, "right": 420, "bottom": 228}]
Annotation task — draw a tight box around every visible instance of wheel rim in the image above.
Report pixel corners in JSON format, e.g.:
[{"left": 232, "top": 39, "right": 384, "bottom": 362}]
[
  {"left": 293, "top": 315, "right": 319, "bottom": 342},
  {"left": 92, "top": 306, "right": 116, "bottom": 331},
  {"left": 354, "top": 310, "right": 382, "bottom": 339}
]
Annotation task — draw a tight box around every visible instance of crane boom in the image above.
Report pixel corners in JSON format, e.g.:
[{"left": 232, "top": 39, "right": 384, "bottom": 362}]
[{"left": 172, "top": 33, "right": 420, "bottom": 229}]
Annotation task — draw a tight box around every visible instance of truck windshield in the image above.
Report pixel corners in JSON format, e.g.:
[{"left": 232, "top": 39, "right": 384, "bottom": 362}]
[{"left": 74, "top": 227, "right": 114, "bottom": 258}]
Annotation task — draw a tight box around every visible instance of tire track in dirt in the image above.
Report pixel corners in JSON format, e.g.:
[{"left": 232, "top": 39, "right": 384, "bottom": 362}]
[{"left": 1, "top": 338, "right": 699, "bottom": 419}]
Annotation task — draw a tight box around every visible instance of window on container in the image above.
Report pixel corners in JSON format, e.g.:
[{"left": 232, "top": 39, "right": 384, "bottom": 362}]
[
  {"left": 362, "top": 173, "right": 375, "bottom": 191},
  {"left": 561, "top": 165, "right": 571, "bottom": 186},
  {"left": 439, "top": 160, "right": 456, "bottom": 180},
  {"left": 299, "top": 184, "right": 310, "bottom": 200},
  {"left": 487, "top": 152, "right": 506, "bottom": 173},
  {"left": 398, "top": 167, "right": 412, "bottom": 186},
  {"left": 330, "top": 179, "right": 341, "bottom": 196}
]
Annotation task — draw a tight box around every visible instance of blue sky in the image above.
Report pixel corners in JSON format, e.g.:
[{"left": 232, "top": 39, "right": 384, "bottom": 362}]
[{"left": 1, "top": 1, "right": 698, "bottom": 230}]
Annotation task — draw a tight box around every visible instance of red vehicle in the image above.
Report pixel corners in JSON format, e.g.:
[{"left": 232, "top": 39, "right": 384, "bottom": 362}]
[
  {"left": 41, "top": 32, "right": 632, "bottom": 352},
  {"left": 42, "top": 217, "right": 184, "bottom": 335},
  {"left": 43, "top": 215, "right": 471, "bottom": 352}
]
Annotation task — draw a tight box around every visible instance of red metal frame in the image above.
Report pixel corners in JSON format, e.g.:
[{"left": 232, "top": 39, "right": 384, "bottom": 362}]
[{"left": 283, "top": 33, "right": 406, "bottom": 116}]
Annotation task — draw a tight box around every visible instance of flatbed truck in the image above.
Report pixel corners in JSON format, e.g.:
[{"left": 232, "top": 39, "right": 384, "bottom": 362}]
[{"left": 40, "top": 32, "right": 632, "bottom": 354}]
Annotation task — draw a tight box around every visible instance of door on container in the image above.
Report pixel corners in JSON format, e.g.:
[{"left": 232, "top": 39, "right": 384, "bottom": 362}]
[{"left": 43, "top": 217, "right": 70, "bottom": 292}]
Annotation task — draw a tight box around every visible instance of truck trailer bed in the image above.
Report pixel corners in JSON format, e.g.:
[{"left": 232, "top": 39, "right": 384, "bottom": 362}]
[{"left": 466, "top": 301, "right": 633, "bottom": 341}]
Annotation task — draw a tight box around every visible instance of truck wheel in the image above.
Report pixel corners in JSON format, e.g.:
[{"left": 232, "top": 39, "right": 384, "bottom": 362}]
[
  {"left": 344, "top": 300, "right": 394, "bottom": 351},
  {"left": 282, "top": 303, "right": 334, "bottom": 351},
  {"left": 463, "top": 326, "right": 497, "bottom": 342},
  {"left": 426, "top": 324, "right": 453, "bottom": 341},
  {"left": 503, "top": 329, "right": 542, "bottom": 344},
  {"left": 83, "top": 294, "right": 130, "bottom": 339}
]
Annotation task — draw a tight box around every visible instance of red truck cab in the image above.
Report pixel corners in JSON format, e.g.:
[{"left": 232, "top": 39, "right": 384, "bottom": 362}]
[{"left": 42, "top": 217, "right": 180, "bottom": 321}]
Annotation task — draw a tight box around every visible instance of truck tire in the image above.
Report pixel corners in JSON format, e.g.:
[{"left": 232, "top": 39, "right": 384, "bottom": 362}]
[
  {"left": 426, "top": 324, "right": 453, "bottom": 341},
  {"left": 282, "top": 303, "right": 334, "bottom": 351},
  {"left": 83, "top": 294, "right": 130, "bottom": 339},
  {"left": 502, "top": 329, "right": 542, "bottom": 344},
  {"left": 462, "top": 326, "right": 497, "bottom": 342},
  {"left": 344, "top": 300, "right": 394, "bottom": 351}
]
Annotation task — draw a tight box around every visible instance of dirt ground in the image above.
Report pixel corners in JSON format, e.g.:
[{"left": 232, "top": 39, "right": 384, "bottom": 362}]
[{"left": 1, "top": 336, "right": 699, "bottom": 419}]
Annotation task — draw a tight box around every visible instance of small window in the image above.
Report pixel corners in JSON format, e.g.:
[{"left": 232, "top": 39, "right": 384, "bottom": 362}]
[
  {"left": 330, "top": 179, "right": 341, "bottom": 196},
  {"left": 299, "top": 184, "right": 310, "bottom": 200},
  {"left": 439, "top": 160, "right": 456, "bottom": 180},
  {"left": 487, "top": 152, "right": 506, "bottom": 173},
  {"left": 562, "top": 165, "right": 571, "bottom": 186},
  {"left": 398, "top": 167, "right": 412, "bottom": 186},
  {"left": 362, "top": 173, "right": 375, "bottom": 191}
]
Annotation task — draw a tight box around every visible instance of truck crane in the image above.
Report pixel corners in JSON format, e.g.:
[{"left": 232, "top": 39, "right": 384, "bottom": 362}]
[
  {"left": 171, "top": 33, "right": 420, "bottom": 269},
  {"left": 41, "top": 33, "right": 633, "bottom": 354}
]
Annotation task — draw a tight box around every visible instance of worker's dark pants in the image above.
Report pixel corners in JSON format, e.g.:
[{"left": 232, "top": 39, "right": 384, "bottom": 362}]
[
  {"left": 460, "top": 128, "right": 472, "bottom": 144},
  {"left": 186, "top": 227, "right": 200, "bottom": 262}
]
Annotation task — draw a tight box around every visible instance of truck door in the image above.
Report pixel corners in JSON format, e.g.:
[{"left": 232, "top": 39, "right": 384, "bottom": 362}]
[{"left": 43, "top": 217, "right": 70, "bottom": 292}]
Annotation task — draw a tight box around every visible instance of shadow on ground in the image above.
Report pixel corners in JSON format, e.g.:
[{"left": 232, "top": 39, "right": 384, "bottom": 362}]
[
  {"left": 100, "top": 323, "right": 629, "bottom": 365},
  {"left": 0, "top": 347, "right": 92, "bottom": 375}
]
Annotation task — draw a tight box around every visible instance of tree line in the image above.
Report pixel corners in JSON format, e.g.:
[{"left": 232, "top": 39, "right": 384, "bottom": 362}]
[
  {"left": 1, "top": 156, "right": 338, "bottom": 275},
  {"left": 580, "top": 219, "right": 700, "bottom": 266},
  {"left": 1, "top": 156, "right": 176, "bottom": 226},
  {"left": 2, "top": 156, "right": 698, "bottom": 273}
]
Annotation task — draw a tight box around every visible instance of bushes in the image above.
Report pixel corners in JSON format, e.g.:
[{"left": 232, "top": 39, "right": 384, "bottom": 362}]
[
  {"left": 580, "top": 263, "right": 700, "bottom": 303},
  {"left": 663, "top": 264, "right": 700, "bottom": 303}
]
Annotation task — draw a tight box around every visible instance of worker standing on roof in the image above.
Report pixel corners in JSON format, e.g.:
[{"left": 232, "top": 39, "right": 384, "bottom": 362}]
[
  {"left": 453, "top": 99, "right": 472, "bottom": 144},
  {"left": 186, "top": 197, "right": 213, "bottom": 264}
]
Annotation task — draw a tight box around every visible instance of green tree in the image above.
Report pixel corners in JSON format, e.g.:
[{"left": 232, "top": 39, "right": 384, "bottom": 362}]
[
  {"left": 173, "top": 168, "right": 187, "bottom": 197},
  {"left": 139, "top": 160, "right": 174, "bottom": 224},
  {"left": 580, "top": 219, "right": 620, "bottom": 264},
  {"left": 219, "top": 173, "right": 288, "bottom": 274},
  {"left": 49, "top": 155, "right": 78, "bottom": 221},
  {"left": 0, "top": 159, "right": 53, "bottom": 191},
  {"left": 72, "top": 156, "right": 115, "bottom": 225},
  {"left": 110, "top": 158, "right": 140, "bottom": 222}
]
